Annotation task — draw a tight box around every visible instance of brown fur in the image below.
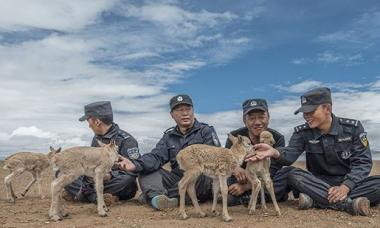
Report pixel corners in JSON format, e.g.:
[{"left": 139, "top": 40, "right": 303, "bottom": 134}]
[
  {"left": 3, "top": 151, "right": 53, "bottom": 203},
  {"left": 177, "top": 134, "right": 253, "bottom": 222},
  {"left": 246, "top": 130, "right": 281, "bottom": 216},
  {"left": 48, "top": 141, "right": 119, "bottom": 221}
]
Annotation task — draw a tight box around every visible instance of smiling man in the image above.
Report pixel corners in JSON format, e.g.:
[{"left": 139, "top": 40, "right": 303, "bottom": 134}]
[
  {"left": 246, "top": 87, "right": 380, "bottom": 216},
  {"left": 117, "top": 94, "right": 221, "bottom": 210},
  {"left": 225, "top": 98, "right": 293, "bottom": 206}
]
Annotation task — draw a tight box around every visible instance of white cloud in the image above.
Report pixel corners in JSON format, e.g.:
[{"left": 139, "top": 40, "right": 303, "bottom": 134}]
[
  {"left": 0, "top": 1, "right": 253, "bottom": 157},
  {"left": 317, "top": 51, "right": 343, "bottom": 63},
  {"left": 292, "top": 51, "right": 364, "bottom": 66},
  {"left": 316, "top": 9, "right": 380, "bottom": 47},
  {"left": 276, "top": 80, "right": 324, "bottom": 93},
  {"left": 0, "top": 0, "right": 117, "bottom": 32},
  {"left": 10, "top": 126, "right": 56, "bottom": 139},
  {"left": 291, "top": 58, "right": 312, "bottom": 65}
]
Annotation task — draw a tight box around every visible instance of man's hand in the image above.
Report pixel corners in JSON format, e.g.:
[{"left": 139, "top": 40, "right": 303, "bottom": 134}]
[
  {"left": 117, "top": 155, "right": 136, "bottom": 172},
  {"left": 245, "top": 143, "right": 280, "bottom": 162},
  {"left": 228, "top": 183, "right": 251, "bottom": 196},
  {"left": 232, "top": 166, "right": 248, "bottom": 184},
  {"left": 327, "top": 184, "right": 350, "bottom": 203}
]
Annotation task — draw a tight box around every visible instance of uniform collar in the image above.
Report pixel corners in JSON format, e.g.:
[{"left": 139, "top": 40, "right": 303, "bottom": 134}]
[
  {"left": 97, "top": 123, "right": 118, "bottom": 139},
  {"left": 328, "top": 114, "right": 339, "bottom": 136},
  {"left": 312, "top": 113, "right": 338, "bottom": 138},
  {"left": 172, "top": 119, "right": 201, "bottom": 136}
]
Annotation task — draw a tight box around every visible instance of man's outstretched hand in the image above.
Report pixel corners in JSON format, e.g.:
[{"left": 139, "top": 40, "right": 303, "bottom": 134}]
[
  {"left": 117, "top": 155, "right": 136, "bottom": 172},
  {"left": 245, "top": 143, "right": 280, "bottom": 162}
]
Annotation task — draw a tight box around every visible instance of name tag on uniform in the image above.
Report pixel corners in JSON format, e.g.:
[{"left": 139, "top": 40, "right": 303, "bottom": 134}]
[
  {"left": 308, "top": 139, "right": 320, "bottom": 144},
  {"left": 338, "top": 137, "right": 351, "bottom": 142}
]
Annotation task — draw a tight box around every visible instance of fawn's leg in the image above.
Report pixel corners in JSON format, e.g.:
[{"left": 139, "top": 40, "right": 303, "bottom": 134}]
[
  {"left": 262, "top": 173, "right": 281, "bottom": 216},
  {"left": 49, "top": 174, "right": 76, "bottom": 220},
  {"left": 246, "top": 170, "right": 261, "bottom": 215},
  {"left": 21, "top": 172, "right": 37, "bottom": 197},
  {"left": 186, "top": 170, "right": 205, "bottom": 218},
  {"left": 178, "top": 171, "right": 191, "bottom": 219},
  {"left": 219, "top": 175, "right": 232, "bottom": 222},
  {"left": 94, "top": 169, "right": 108, "bottom": 217},
  {"left": 5, "top": 168, "right": 25, "bottom": 203},
  {"left": 211, "top": 177, "right": 220, "bottom": 216},
  {"left": 36, "top": 171, "right": 44, "bottom": 199},
  {"left": 260, "top": 184, "right": 267, "bottom": 209}
]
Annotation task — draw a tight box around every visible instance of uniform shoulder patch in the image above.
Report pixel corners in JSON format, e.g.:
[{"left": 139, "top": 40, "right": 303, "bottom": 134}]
[
  {"left": 294, "top": 124, "right": 310, "bottom": 133},
  {"left": 338, "top": 117, "right": 359, "bottom": 127},
  {"left": 164, "top": 127, "right": 175, "bottom": 134},
  {"left": 126, "top": 147, "right": 140, "bottom": 160},
  {"left": 119, "top": 131, "right": 131, "bottom": 140},
  {"left": 359, "top": 132, "right": 369, "bottom": 148}
]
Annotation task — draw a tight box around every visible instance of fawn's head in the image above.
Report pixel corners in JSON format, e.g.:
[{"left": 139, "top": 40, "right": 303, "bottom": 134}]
[
  {"left": 228, "top": 134, "right": 253, "bottom": 154},
  {"left": 259, "top": 131, "right": 275, "bottom": 146},
  {"left": 96, "top": 139, "right": 119, "bottom": 153}
]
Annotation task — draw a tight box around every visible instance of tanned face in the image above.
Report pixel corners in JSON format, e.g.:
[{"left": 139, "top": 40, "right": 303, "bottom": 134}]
[
  {"left": 244, "top": 110, "right": 269, "bottom": 137},
  {"left": 87, "top": 117, "right": 103, "bottom": 135},
  {"left": 170, "top": 104, "right": 195, "bottom": 130},
  {"left": 303, "top": 104, "right": 331, "bottom": 130}
]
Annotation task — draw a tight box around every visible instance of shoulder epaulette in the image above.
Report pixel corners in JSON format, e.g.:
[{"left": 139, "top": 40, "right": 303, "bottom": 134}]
[
  {"left": 164, "top": 127, "right": 175, "bottom": 134},
  {"left": 294, "top": 123, "right": 310, "bottom": 133},
  {"left": 119, "top": 131, "right": 131, "bottom": 140},
  {"left": 338, "top": 117, "right": 359, "bottom": 127}
]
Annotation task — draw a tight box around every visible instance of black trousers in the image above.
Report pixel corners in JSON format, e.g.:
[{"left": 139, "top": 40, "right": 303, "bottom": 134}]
[
  {"left": 65, "top": 171, "right": 138, "bottom": 203},
  {"left": 288, "top": 168, "right": 380, "bottom": 207},
  {"left": 227, "top": 166, "right": 295, "bottom": 203},
  {"left": 138, "top": 168, "right": 213, "bottom": 203}
]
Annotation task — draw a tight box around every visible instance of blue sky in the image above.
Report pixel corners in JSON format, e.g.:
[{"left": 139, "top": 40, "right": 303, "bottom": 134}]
[{"left": 0, "top": 0, "right": 380, "bottom": 159}]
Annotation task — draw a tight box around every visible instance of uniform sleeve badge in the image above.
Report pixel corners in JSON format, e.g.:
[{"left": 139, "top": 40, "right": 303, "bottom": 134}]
[
  {"left": 359, "top": 132, "right": 368, "bottom": 148},
  {"left": 127, "top": 147, "right": 140, "bottom": 160}
]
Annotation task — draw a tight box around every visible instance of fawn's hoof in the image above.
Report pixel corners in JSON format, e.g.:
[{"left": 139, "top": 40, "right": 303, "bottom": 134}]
[
  {"left": 223, "top": 215, "right": 233, "bottom": 222},
  {"left": 60, "top": 211, "right": 68, "bottom": 218},
  {"left": 196, "top": 211, "right": 207, "bottom": 218},
  {"left": 211, "top": 210, "right": 220, "bottom": 217},
  {"left": 7, "top": 198, "right": 15, "bottom": 204},
  {"left": 98, "top": 211, "right": 108, "bottom": 217},
  {"left": 179, "top": 213, "right": 189, "bottom": 220},
  {"left": 102, "top": 205, "right": 110, "bottom": 212},
  {"left": 50, "top": 214, "right": 62, "bottom": 221},
  {"left": 248, "top": 209, "right": 255, "bottom": 215}
]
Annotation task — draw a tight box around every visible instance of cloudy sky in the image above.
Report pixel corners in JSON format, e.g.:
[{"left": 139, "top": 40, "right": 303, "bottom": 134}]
[{"left": 1, "top": 0, "right": 380, "bottom": 159}]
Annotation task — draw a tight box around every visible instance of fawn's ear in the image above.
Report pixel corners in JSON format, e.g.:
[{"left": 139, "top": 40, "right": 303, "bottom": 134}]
[
  {"left": 237, "top": 135, "right": 243, "bottom": 143},
  {"left": 228, "top": 133, "right": 237, "bottom": 144},
  {"left": 49, "top": 146, "right": 61, "bottom": 153},
  {"left": 110, "top": 138, "right": 117, "bottom": 147}
]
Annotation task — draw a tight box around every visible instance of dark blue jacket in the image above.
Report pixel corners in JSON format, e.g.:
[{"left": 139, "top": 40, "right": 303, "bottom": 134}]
[
  {"left": 132, "top": 119, "right": 220, "bottom": 176},
  {"left": 91, "top": 123, "right": 140, "bottom": 160},
  {"left": 277, "top": 114, "right": 372, "bottom": 190}
]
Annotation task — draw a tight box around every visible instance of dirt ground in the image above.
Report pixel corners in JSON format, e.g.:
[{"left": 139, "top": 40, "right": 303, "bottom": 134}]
[{"left": 0, "top": 161, "right": 379, "bottom": 228}]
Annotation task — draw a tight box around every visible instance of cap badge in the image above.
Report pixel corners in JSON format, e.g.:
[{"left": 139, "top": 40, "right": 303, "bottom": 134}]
[
  {"left": 250, "top": 101, "right": 257, "bottom": 106},
  {"left": 301, "top": 96, "right": 307, "bottom": 104},
  {"left": 177, "top": 96, "right": 183, "bottom": 102}
]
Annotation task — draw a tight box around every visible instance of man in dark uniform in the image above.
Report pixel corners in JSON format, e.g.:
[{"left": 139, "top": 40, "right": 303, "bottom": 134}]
[
  {"left": 226, "top": 98, "right": 293, "bottom": 206},
  {"left": 63, "top": 101, "right": 140, "bottom": 204},
  {"left": 246, "top": 87, "right": 380, "bottom": 216},
  {"left": 117, "top": 94, "right": 221, "bottom": 210}
]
